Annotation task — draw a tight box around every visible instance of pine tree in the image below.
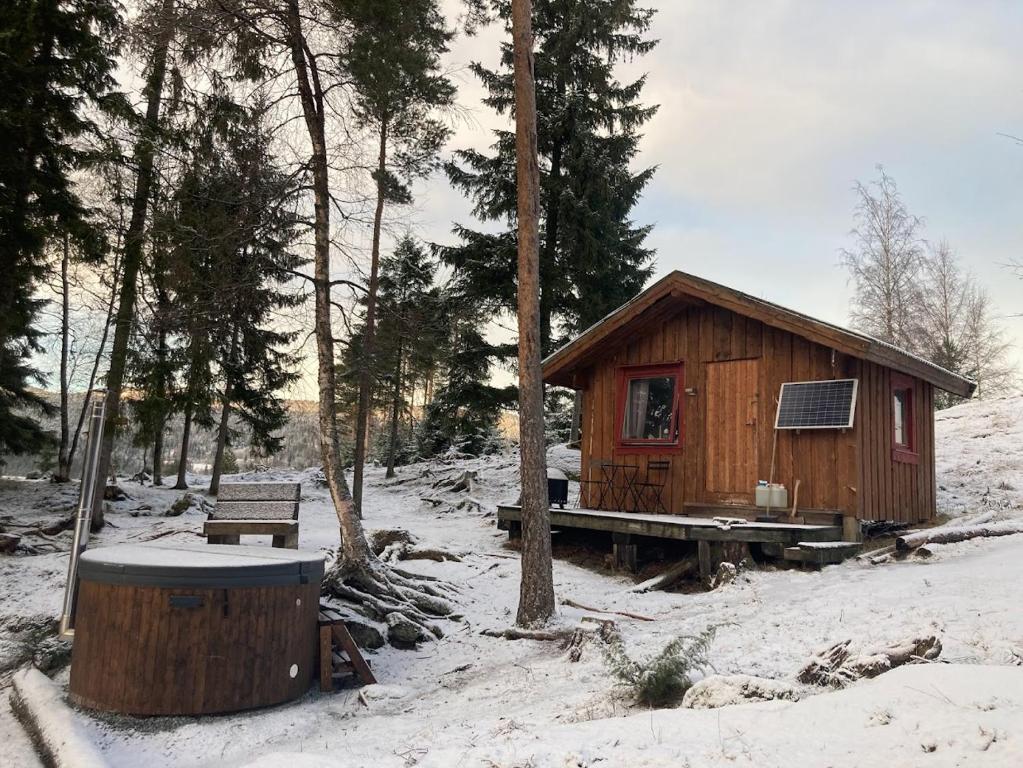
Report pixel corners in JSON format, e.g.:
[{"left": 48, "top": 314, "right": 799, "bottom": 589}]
[
  {"left": 0, "top": 0, "right": 121, "bottom": 458},
  {"left": 509, "top": 0, "right": 555, "bottom": 629},
  {"left": 337, "top": 0, "right": 455, "bottom": 515},
  {"left": 443, "top": 0, "right": 658, "bottom": 356}
]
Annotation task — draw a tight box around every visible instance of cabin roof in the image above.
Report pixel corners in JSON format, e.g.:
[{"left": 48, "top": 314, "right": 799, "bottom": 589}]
[{"left": 542, "top": 270, "right": 976, "bottom": 397}]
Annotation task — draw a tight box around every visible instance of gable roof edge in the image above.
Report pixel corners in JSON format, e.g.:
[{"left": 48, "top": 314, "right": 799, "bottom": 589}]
[{"left": 542, "top": 271, "right": 976, "bottom": 398}]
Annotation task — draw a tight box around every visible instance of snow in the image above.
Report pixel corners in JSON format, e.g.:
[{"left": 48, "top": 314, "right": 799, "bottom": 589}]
[
  {"left": 681, "top": 674, "right": 800, "bottom": 709},
  {"left": 79, "top": 542, "right": 324, "bottom": 569},
  {"left": 934, "top": 395, "right": 1023, "bottom": 517},
  {"left": 10, "top": 667, "right": 107, "bottom": 768},
  {"left": 2, "top": 399, "right": 1023, "bottom": 767}
]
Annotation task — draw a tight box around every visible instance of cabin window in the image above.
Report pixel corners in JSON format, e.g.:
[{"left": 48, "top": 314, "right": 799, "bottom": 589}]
[
  {"left": 891, "top": 374, "right": 918, "bottom": 463},
  {"left": 615, "top": 363, "right": 683, "bottom": 451}
]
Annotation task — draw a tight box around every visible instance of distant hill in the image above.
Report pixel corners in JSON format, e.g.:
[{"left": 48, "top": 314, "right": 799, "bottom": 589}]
[{"left": 0, "top": 391, "right": 322, "bottom": 477}]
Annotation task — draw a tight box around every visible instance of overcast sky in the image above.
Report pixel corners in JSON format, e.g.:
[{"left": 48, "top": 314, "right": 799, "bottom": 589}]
[{"left": 378, "top": 0, "right": 1023, "bottom": 392}]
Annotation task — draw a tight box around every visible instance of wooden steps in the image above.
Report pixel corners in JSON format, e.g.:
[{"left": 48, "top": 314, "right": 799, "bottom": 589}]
[
  {"left": 782, "top": 541, "right": 861, "bottom": 566},
  {"left": 318, "top": 607, "right": 376, "bottom": 690}
]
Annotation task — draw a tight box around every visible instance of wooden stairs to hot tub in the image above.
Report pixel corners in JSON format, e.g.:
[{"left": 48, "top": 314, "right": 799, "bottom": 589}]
[{"left": 318, "top": 606, "right": 376, "bottom": 690}]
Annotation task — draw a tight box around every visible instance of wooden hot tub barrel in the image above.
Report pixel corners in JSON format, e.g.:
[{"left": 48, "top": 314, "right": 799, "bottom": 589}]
[{"left": 69, "top": 543, "right": 323, "bottom": 716}]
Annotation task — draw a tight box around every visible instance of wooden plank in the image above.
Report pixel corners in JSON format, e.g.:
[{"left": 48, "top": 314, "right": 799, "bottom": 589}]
[
  {"left": 204, "top": 520, "right": 299, "bottom": 536},
  {"left": 210, "top": 500, "right": 299, "bottom": 521},
  {"left": 218, "top": 483, "right": 301, "bottom": 502},
  {"left": 698, "top": 540, "right": 711, "bottom": 580},
  {"left": 497, "top": 505, "right": 841, "bottom": 544},
  {"left": 330, "top": 622, "right": 377, "bottom": 685},
  {"left": 320, "top": 625, "right": 333, "bottom": 691}
]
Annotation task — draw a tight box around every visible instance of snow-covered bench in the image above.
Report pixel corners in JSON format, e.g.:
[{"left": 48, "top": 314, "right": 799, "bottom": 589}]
[{"left": 204, "top": 482, "right": 301, "bottom": 549}]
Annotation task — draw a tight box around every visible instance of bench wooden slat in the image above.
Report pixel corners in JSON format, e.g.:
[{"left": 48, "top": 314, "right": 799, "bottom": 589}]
[
  {"left": 210, "top": 500, "right": 299, "bottom": 521},
  {"left": 217, "top": 482, "right": 301, "bottom": 502},
  {"left": 204, "top": 520, "right": 299, "bottom": 536}
]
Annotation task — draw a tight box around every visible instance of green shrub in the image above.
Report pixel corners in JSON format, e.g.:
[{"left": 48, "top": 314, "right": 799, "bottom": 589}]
[{"left": 602, "top": 627, "right": 716, "bottom": 707}]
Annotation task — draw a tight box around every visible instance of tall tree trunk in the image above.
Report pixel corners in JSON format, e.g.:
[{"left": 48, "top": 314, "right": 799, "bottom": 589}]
[
  {"left": 91, "top": 0, "right": 177, "bottom": 531},
  {"left": 352, "top": 118, "right": 389, "bottom": 516},
  {"left": 175, "top": 401, "right": 193, "bottom": 490},
  {"left": 209, "top": 398, "right": 232, "bottom": 495},
  {"left": 56, "top": 234, "right": 71, "bottom": 481},
  {"left": 151, "top": 248, "right": 171, "bottom": 486},
  {"left": 152, "top": 418, "right": 165, "bottom": 484},
  {"left": 538, "top": 137, "right": 562, "bottom": 357},
  {"left": 570, "top": 389, "right": 582, "bottom": 446},
  {"left": 511, "top": 0, "right": 555, "bottom": 627},
  {"left": 151, "top": 323, "right": 168, "bottom": 485},
  {"left": 385, "top": 338, "right": 404, "bottom": 479},
  {"left": 209, "top": 323, "right": 240, "bottom": 496},
  {"left": 285, "top": 0, "right": 371, "bottom": 567}
]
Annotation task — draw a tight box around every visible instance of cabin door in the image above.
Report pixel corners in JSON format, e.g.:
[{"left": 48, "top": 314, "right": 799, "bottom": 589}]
[{"left": 704, "top": 359, "right": 759, "bottom": 503}]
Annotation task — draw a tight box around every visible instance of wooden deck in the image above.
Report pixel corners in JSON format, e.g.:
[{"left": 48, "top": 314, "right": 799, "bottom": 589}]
[
  {"left": 497, "top": 504, "right": 842, "bottom": 544},
  {"left": 496, "top": 504, "right": 852, "bottom": 575}
]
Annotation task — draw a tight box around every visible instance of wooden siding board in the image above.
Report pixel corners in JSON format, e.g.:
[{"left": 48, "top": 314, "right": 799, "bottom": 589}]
[{"left": 572, "top": 302, "right": 935, "bottom": 523}]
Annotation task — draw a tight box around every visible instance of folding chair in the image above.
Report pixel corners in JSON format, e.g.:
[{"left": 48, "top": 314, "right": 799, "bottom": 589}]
[
  {"left": 577, "top": 459, "right": 611, "bottom": 509},
  {"left": 633, "top": 460, "right": 671, "bottom": 514}
]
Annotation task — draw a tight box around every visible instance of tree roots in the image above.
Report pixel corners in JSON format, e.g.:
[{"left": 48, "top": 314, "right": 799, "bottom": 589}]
[{"left": 323, "top": 558, "right": 461, "bottom": 647}]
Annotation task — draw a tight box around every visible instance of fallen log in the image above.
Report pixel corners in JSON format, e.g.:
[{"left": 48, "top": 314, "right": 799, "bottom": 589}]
[
  {"left": 560, "top": 597, "right": 655, "bottom": 622},
  {"left": 629, "top": 558, "right": 697, "bottom": 593},
  {"left": 481, "top": 626, "right": 578, "bottom": 642},
  {"left": 895, "top": 520, "right": 1023, "bottom": 551},
  {"left": 11, "top": 666, "right": 109, "bottom": 768},
  {"left": 798, "top": 635, "right": 941, "bottom": 688}
]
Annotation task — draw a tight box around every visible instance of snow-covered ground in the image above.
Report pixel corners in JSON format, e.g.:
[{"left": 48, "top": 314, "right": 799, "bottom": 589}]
[{"left": 2, "top": 395, "right": 1023, "bottom": 767}]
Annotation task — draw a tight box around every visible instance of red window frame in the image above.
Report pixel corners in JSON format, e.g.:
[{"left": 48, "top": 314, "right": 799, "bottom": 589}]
[
  {"left": 891, "top": 373, "right": 918, "bottom": 464},
  {"left": 614, "top": 362, "right": 684, "bottom": 454}
]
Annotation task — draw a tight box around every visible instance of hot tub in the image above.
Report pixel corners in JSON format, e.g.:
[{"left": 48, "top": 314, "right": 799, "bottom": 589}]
[{"left": 69, "top": 542, "right": 323, "bottom": 716}]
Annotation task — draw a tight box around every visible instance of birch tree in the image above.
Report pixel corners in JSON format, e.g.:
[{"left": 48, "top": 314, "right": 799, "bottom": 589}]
[{"left": 841, "top": 166, "right": 924, "bottom": 348}]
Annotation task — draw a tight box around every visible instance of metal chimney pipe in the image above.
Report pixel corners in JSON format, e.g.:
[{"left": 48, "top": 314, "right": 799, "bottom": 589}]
[{"left": 59, "top": 391, "right": 107, "bottom": 639}]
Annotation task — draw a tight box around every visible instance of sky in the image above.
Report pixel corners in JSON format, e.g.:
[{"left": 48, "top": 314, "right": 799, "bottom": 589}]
[{"left": 366, "top": 0, "right": 1022, "bottom": 396}]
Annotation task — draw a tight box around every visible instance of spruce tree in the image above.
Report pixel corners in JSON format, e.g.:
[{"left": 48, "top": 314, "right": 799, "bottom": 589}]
[
  {"left": 443, "top": 0, "right": 658, "bottom": 355},
  {"left": 0, "top": 0, "right": 121, "bottom": 458},
  {"left": 418, "top": 297, "right": 515, "bottom": 457},
  {"left": 148, "top": 94, "right": 303, "bottom": 491},
  {"left": 375, "top": 237, "right": 446, "bottom": 474}
]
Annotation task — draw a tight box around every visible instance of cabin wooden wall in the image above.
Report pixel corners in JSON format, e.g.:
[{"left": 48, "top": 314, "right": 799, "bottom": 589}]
[
  {"left": 856, "top": 361, "right": 936, "bottom": 523},
  {"left": 575, "top": 304, "right": 936, "bottom": 522}
]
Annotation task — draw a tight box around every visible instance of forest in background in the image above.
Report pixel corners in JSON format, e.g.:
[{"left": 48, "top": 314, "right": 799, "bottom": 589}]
[{"left": 1, "top": 0, "right": 1017, "bottom": 489}]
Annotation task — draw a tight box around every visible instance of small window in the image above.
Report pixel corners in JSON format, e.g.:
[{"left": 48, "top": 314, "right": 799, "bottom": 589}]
[
  {"left": 615, "top": 363, "right": 683, "bottom": 451},
  {"left": 891, "top": 374, "right": 917, "bottom": 463}
]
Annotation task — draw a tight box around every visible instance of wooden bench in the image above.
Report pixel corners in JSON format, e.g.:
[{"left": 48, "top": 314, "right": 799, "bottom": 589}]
[{"left": 204, "top": 482, "right": 301, "bottom": 549}]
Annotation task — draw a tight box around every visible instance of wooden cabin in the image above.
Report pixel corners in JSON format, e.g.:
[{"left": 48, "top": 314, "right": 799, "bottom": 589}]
[{"left": 542, "top": 271, "right": 975, "bottom": 534}]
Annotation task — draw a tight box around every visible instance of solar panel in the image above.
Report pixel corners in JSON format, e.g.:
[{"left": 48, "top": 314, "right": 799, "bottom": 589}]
[{"left": 774, "top": 379, "right": 858, "bottom": 430}]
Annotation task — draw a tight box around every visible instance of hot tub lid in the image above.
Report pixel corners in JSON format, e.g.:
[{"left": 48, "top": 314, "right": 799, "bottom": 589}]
[{"left": 78, "top": 543, "right": 325, "bottom": 588}]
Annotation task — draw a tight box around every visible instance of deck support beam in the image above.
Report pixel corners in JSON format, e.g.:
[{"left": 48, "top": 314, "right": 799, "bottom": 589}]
[
  {"left": 612, "top": 532, "right": 638, "bottom": 573},
  {"left": 698, "top": 540, "right": 712, "bottom": 581},
  {"left": 507, "top": 520, "right": 522, "bottom": 541}
]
